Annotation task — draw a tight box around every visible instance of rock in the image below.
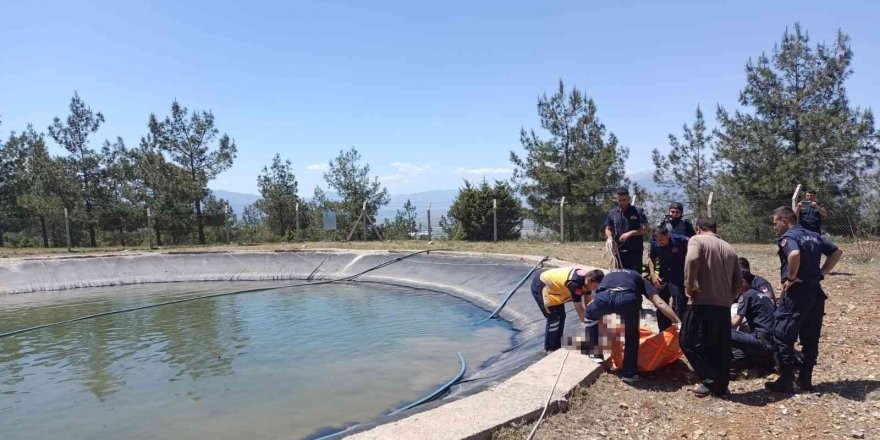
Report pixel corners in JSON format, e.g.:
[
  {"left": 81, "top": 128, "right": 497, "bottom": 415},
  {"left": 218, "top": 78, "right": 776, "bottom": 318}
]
[
  {"left": 694, "top": 429, "right": 704, "bottom": 438},
  {"left": 851, "top": 430, "right": 864, "bottom": 439},
  {"left": 619, "top": 402, "right": 629, "bottom": 410}
]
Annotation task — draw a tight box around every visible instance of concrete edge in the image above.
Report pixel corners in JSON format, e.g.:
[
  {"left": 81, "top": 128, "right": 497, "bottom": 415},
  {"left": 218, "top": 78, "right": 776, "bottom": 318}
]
[{"left": 347, "top": 348, "right": 604, "bottom": 440}]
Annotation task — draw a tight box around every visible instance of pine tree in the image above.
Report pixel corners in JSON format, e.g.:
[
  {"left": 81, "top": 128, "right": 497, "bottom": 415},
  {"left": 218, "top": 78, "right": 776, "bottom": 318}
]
[
  {"left": 324, "top": 147, "right": 389, "bottom": 239},
  {"left": 149, "top": 101, "right": 237, "bottom": 245},
  {"left": 511, "top": 81, "right": 629, "bottom": 240},
  {"left": 652, "top": 106, "right": 716, "bottom": 216},
  {"left": 715, "top": 24, "right": 876, "bottom": 237},
  {"left": 256, "top": 154, "right": 299, "bottom": 238},
  {"left": 447, "top": 179, "right": 522, "bottom": 241}
]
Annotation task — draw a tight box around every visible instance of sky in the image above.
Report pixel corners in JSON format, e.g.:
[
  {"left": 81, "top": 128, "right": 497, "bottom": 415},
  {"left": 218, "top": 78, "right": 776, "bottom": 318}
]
[{"left": 1, "top": 0, "right": 878, "bottom": 198}]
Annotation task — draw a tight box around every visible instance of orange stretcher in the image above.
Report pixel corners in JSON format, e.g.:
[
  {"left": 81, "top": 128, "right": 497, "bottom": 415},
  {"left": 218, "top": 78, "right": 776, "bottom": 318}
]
[{"left": 609, "top": 326, "right": 683, "bottom": 372}]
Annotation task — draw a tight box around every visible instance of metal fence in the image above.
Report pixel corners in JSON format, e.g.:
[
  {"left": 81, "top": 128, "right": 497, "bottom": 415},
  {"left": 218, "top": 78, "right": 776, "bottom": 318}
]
[{"left": 0, "top": 184, "right": 875, "bottom": 250}]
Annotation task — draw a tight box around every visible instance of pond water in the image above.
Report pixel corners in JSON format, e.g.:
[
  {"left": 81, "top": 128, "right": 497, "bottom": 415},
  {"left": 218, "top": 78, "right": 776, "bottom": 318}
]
[{"left": 0, "top": 282, "right": 513, "bottom": 439}]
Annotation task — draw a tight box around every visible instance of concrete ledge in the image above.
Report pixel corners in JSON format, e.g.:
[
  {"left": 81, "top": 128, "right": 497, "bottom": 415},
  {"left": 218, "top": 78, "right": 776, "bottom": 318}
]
[{"left": 348, "top": 348, "right": 602, "bottom": 440}]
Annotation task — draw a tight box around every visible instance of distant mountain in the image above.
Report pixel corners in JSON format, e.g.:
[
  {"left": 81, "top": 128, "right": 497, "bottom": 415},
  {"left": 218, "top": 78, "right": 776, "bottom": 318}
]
[
  {"left": 628, "top": 170, "right": 660, "bottom": 192},
  {"left": 212, "top": 189, "right": 260, "bottom": 216}
]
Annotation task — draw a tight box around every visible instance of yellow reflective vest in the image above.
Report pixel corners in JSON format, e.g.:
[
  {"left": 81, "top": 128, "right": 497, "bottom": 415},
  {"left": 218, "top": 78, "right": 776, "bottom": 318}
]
[{"left": 540, "top": 268, "right": 581, "bottom": 307}]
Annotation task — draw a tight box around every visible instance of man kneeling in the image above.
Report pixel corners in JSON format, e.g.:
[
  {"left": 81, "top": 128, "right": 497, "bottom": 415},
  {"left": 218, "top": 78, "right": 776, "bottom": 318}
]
[
  {"left": 583, "top": 268, "right": 680, "bottom": 383},
  {"left": 731, "top": 270, "right": 776, "bottom": 375}
]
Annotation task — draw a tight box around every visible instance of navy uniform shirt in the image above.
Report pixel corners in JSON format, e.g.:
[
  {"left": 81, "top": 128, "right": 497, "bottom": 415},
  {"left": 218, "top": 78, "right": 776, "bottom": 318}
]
[
  {"left": 668, "top": 218, "right": 696, "bottom": 237},
  {"left": 778, "top": 225, "right": 839, "bottom": 284},
  {"left": 648, "top": 234, "right": 688, "bottom": 286},
  {"left": 597, "top": 269, "right": 651, "bottom": 299},
  {"left": 751, "top": 274, "right": 774, "bottom": 297},
  {"left": 604, "top": 205, "right": 648, "bottom": 251},
  {"left": 737, "top": 288, "right": 776, "bottom": 334},
  {"left": 798, "top": 201, "right": 823, "bottom": 234}
]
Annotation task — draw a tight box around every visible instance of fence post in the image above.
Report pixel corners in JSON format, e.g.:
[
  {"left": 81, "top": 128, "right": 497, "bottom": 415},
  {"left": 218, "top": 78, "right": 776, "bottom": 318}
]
[
  {"left": 707, "top": 192, "right": 714, "bottom": 218},
  {"left": 295, "top": 202, "right": 300, "bottom": 235},
  {"left": 146, "top": 208, "right": 154, "bottom": 249},
  {"left": 493, "top": 198, "right": 498, "bottom": 243},
  {"left": 362, "top": 201, "right": 368, "bottom": 241},
  {"left": 225, "top": 202, "right": 232, "bottom": 244},
  {"left": 791, "top": 184, "right": 802, "bottom": 210},
  {"left": 559, "top": 197, "right": 566, "bottom": 243},
  {"left": 64, "top": 207, "right": 72, "bottom": 251},
  {"left": 427, "top": 202, "right": 432, "bottom": 242}
]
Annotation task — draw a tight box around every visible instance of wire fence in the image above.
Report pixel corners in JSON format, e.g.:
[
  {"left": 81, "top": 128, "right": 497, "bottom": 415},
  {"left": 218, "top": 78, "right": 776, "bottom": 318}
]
[{"left": 0, "top": 184, "right": 876, "bottom": 250}]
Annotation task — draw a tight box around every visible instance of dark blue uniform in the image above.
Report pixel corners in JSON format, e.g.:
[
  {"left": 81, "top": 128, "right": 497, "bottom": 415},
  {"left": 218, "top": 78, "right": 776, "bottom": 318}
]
[
  {"left": 668, "top": 218, "right": 696, "bottom": 238},
  {"left": 797, "top": 201, "right": 823, "bottom": 234},
  {"left": 731, "top": 288, "right": 776, "bottom": 370},
  {"left": 584, "top": 269, "right": 649, "bottom": 377},
  {"left": 774, "top": 225, "right": 838, "bottom": 384},
  {"left": 752, "top": 275, "right": 774, "bottom": 298},
  {"left": 648, "top": 234, "right": 688, "bottom": 330},
  {"left": 605, "top": 206, "right": 648, "bottom": 271}
]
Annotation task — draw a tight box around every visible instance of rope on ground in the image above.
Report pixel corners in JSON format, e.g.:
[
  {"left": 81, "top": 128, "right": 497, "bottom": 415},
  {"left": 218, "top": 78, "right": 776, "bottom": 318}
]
[
  {"left": 526, "top": 349, "right": 570, "bottom": 440},
  {"left": 0, "top": 248, "right": 444, "bottom": 339}
]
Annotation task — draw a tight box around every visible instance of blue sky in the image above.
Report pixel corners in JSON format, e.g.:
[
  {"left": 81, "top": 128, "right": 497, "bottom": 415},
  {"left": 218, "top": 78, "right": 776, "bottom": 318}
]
[{"left": 1, "top": 0, "right": 877, "bottom": 197}]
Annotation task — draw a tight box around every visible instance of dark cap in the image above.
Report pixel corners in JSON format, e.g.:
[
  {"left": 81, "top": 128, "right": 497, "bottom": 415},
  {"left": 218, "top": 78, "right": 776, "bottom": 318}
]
[{"left": 669, "top": 202, "right": 684, "bottom": 211}]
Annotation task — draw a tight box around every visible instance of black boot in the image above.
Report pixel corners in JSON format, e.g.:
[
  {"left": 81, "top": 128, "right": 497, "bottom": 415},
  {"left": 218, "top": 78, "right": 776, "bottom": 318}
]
[
  {"left": 797, "top": 368, "right": 813, "bottom": 391},
  {"left": 765, "top": 366, "right": 795, "bottom": 393}
]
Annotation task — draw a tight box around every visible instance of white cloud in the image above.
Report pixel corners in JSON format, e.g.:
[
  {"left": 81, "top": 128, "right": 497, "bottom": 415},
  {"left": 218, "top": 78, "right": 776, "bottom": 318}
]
[
  {"left": 456, "top": 167, "right": 513, "bottom": 176},
  {"left": 379, "top": 162, "right": 433, "bottom": 184},
  {"left": 306, "top": 163, "right": 329, "bottom": 171}
]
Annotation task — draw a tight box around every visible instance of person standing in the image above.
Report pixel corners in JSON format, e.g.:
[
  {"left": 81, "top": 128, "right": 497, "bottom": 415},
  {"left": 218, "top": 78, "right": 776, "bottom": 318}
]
[
  {"left": 681, "top": 217, "right": 743, "bottom": 397},
  {"left": 666, "top": 202, "right": 696, "bottom": 237},
  {"left": 765, "top": 206, "right": 842, "bottom": 393},
  {"left": 796, "top": 190, "right": 828, "bottom": 234},
  {"left": 647, "top": 226, "right": 688, "bottom": 331},
  {"left": 604, "top": 188, "right": 648, "bottom": 271},
  {"left": 530, "top": 267, "right": 604, "bottom": 352}
]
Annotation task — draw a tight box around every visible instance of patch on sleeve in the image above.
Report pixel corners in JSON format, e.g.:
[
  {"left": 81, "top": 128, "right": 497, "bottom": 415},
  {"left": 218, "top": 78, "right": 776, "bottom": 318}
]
[
  {"left": 780, "top": 238, "right": 787, "bottom": 248},
  {"left": 761, "top": 286, "right": 769, "bottom": 293}
]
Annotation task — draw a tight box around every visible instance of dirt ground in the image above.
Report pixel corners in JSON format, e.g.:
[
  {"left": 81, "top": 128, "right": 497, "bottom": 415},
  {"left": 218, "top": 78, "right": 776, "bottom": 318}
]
[
  {"left": 3, "top": 240, "right": 878, "bottom": 439},
  {"left": 493, "top": 242, "right": 880, "bottom": 440}
]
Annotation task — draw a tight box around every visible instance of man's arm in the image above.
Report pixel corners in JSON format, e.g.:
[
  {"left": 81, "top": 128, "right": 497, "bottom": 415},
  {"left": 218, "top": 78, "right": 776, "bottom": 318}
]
[
  {"left": 574, "top": 300, "right": 586, "bottom": 323},
  {"left": 731, "top": 258, "right": 744, "bottom": 302},
  {"left": 816, "top": 203, "right": 829, "bottom": 218},
  {"left": 647, "top": 257, "right": 661, "bottom": 288},
  {"left": 783, "top": 250, "right": 801, "bottom": 291},
  {"left": 650, "top": 293, "right": 681, "bottom": 324},
  {"left": 605, "top": 225, "right": 614, "bottom": 240},
  {"left": 684, "top": 239, "right": 701, "bottom": 296},
  {"left": 821, "top": 249, "right": 843, "bottom": 276},
  {"left": 731, "top": 314, "right": 744, "bottom": 328}
]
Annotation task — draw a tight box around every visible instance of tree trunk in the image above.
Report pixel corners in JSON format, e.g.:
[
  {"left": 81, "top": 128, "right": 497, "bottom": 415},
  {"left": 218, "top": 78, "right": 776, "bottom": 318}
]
[
  {"left": 85, "top": 201, "right": 97, "bottom": 247},
  {"left": 119, "top": 221, "right": 126, "bottom": 247},
  {"left": 154, "top": 219, "right": 163, "bottom": 246},
  {"left": 0, "top": 222, "right": 4, "bottom": 247},
  {"left": 40, "top": 215, "right": 49, "bottom": 247},
  {"left": 195, "top": 197, "right": 205, "bottom": 245}
]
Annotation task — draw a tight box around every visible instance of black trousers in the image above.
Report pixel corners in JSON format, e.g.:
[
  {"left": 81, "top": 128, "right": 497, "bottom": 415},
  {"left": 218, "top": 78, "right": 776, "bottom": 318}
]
[
  {"left": 656, "top": 281, "right": 685, "bottom": 332},
  {"left": 616, "top": 248, "right": 643, "bottom": 272},
  {"left": 531, "top": 274, "right": 566, "bottom": 352},
  {"left": 681, "top": 305, "right": 731, "bottom": 394},
  {"left": 773, "top": 283, "right": 825, "bottom": 377},
  {"left": 731, "top": 329, "right": 775, "bottom": 370}
]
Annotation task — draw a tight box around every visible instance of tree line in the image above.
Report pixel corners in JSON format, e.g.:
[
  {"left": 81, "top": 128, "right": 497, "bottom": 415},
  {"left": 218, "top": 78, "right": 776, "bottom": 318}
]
[{"left": 1, "top": 23, "right": 877, "bottom": 248}]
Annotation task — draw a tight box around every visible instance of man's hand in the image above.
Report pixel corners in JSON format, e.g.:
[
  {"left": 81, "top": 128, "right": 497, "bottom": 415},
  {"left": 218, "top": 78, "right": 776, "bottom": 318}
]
[
  {"left": 651, "top": 274, "right": 662, "bottom": 290},
  {"left": 619, "top": 231, "right": 632, "bottom": 242},
  {"left": 686, "top": 284, "right": 700, "bottom": 297},
  {"left": 811, "top": 201, "right": 819, "bottom": 208},
  {"left": 782, "top": 278, "right": 801, "bottom": 292}
]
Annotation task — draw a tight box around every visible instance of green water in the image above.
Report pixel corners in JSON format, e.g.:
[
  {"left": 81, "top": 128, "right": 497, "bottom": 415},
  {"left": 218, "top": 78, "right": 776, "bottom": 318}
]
[{"left": 0, "top": 282, "right": 512, "bottom": 439}]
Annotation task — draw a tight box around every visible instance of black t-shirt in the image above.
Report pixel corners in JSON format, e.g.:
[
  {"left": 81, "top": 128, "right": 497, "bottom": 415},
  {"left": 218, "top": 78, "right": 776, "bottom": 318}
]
[
  {"left": 737, "top": 288, "right": 775, "bottom": 334},
  {"left": 604, "top": 206, "right": 648, "bottom": 251},
  {"left": 597, "top": 269, "right": 651, "bottom": 299}
]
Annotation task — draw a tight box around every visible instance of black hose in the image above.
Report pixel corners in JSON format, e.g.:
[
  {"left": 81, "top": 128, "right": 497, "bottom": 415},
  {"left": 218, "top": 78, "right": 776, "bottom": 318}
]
[
  {"left": 474, "top": 256, "right": 549, "bottom": 325},
  {"left": 0, "top": 249, "right": 443, "bottom": 339},
  {"left": 389, "top": 352, "right": 467, "bottom": 415}
]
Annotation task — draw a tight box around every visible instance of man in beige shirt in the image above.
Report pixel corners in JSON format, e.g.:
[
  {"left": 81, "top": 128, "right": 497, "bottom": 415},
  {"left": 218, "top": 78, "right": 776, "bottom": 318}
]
[{"left": 681, "top": 217, "right": 742, "bottom": 397}]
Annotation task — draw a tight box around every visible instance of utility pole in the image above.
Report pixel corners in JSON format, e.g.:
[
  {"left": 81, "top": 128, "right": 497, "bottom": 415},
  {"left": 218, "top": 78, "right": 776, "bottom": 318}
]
[
  {"left": 427, "top": 202, "right": 432, "bottom": 241},
  {"left": 493, "top": 198, "right": 498, "bottom": 243},
  {"left": 560, "top": 197, "right": 566, "bottom": 243}
]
